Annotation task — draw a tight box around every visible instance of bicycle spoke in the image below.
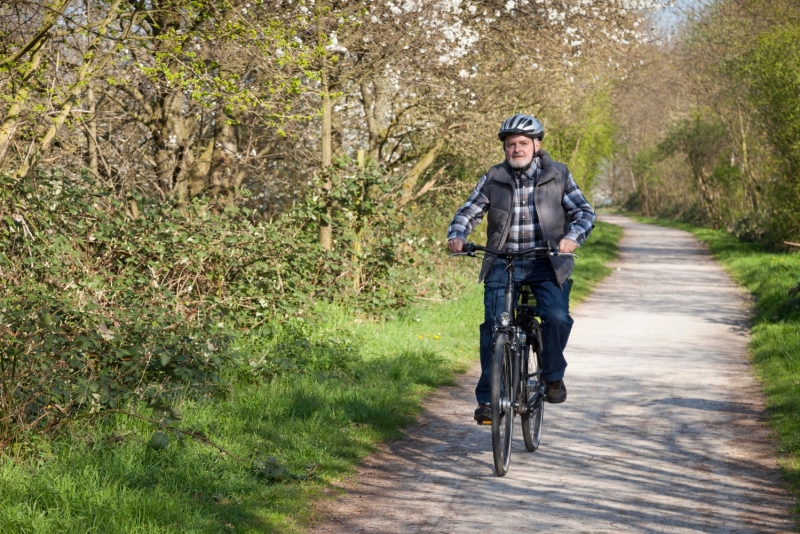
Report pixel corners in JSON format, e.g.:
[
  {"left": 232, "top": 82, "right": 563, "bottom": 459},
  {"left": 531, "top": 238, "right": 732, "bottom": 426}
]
[{"left": 522, "top": 341, "right": 544, "bottom": 452}]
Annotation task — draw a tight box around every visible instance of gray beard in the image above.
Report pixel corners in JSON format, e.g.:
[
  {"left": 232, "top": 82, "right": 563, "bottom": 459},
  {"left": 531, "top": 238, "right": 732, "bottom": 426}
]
[{"left": 508, "top": 154, "right": 533, "bottom": 170}]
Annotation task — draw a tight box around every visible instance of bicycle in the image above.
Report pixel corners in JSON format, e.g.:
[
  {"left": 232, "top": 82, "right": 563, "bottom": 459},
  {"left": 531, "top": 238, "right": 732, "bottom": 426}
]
[{"left": 452, "top": 242, "right": 576, "bottom": 476}]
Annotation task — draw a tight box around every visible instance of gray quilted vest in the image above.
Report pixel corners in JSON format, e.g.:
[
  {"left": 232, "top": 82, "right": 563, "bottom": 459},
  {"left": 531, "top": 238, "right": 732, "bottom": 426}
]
[{"left": 478, "top": 150, "right": 574, "bottom": 285}]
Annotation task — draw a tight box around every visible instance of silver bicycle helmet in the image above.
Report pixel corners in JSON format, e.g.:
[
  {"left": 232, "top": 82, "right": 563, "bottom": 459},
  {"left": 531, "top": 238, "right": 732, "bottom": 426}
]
[{"left": 498, "top": 113, "right": 545, "bottom": 141}]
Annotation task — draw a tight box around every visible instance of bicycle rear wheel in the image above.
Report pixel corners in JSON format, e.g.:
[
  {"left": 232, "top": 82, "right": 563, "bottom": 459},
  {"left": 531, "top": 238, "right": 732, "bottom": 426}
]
[
  {"left": 521, "top": 344, "right": 544, "bottom": 452},
  {"left": 491, "top": 331, "right": 514, "bottom": 476}
]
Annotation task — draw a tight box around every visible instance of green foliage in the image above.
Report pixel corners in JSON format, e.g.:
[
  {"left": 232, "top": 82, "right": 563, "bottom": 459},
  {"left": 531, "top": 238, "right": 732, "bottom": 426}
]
[
  {"left": 546, "top": 87, "right": 616, "bottom": 194},
  {"left": 0, "top": 161, "right": 414, "bottom": 442},
  {"left": 736, "top": 23, "right": 800, "bottom": 242},
  {"left": 660, "top": 110, "right": 728, "bottom": 173},
  {"left": 615, "top": 3, "right": 800, "bottom": 245},
  {"left": 0, "top": 171, "right": 234, "bottom": 439},
  {"left": 620, "top": 146, "right": 665, "bottom": 217},
  {"left": 131, "top": 0, "right": 319, "bottom": 127},
  {"left": 148, "top": 432, "right": 171, "bottom": 451},
  {"left": 309, "top": 159, "right": 413, "bottom": 308},
  {"left": 657, "top": 110, "right": 745, "bottom": 226},
  {"left": 737, "top": 24, "right": 800, "bottom": 174}
]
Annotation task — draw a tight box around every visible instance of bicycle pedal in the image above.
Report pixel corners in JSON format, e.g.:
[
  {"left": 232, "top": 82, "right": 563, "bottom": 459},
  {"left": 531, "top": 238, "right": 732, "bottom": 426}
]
[{"left": 477, "top": 420, "right": 491, "bottom": 426}]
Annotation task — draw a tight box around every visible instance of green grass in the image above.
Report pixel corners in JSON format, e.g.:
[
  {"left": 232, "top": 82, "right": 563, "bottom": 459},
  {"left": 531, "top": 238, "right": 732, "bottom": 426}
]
[
  {"left": 630, "top": 214, "right": 800, "bottom": 518},
  {"left": 0, "top": 221, "right": 622, "bottom": 533}
]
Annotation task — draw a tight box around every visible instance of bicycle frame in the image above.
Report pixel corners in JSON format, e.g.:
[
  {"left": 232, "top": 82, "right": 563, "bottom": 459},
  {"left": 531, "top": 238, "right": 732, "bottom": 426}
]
[{"left": 495, "top": 258, "right": 545, "bottom": 416}]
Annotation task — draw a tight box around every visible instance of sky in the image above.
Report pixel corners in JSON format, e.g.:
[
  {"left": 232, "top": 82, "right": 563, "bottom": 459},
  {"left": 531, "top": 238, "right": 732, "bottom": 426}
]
[{"left": 652, "top": 0, "right": 708, "bottom": 32}]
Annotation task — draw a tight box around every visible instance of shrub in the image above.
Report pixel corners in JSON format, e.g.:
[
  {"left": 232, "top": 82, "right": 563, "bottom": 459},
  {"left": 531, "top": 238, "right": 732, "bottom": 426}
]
[{"left": 0, "top": 161, "right": 413, "bottom": 442}]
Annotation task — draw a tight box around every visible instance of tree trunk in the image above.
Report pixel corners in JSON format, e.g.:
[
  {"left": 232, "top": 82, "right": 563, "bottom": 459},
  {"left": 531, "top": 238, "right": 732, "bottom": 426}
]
[
  {"left": 569, "top": 131, "right": 583, "bottom": 171},
  {"left": 154, "top": 90, "right": 197, "bottom": 201},
  {"left": 85, "top": 85, "right": 99, "bottom": 177},
  {"left": 738, "top": 110, "right": 757, "bottom": 212},
  {"left": 182, "top": 140, "right": 214, "bottom": 199},
  {"left": 319, "top": 86, "right": 333, "bottom": 250},
  {"left": 360, "top": 77, "right": 392, "bottom": 162},
  {"left": 0, "top": 44, "right": 45, "bottom": 167},
  {"left": 688, "top": 153, "right": 719, "bottom": 222},
  {"left": 361, "top": 80, "right": 379, "bottom": 161},
  {"left": 16, "top": 0, "right": 125, "bottom": 178},
  {"left": 0, "top": 0, "right": 72, "bottom": 166},
  {"left": 318, "top": 4, "right": 333, "bottom": 250},
  {"left": 398, "top": 138, "right": 445, "bottom": 206},
  {"left": 0, "top": 0, "right": 70, "bottom": 71},
  {"left": 209, "top": 112, "right": 240, "bottom": 203}
]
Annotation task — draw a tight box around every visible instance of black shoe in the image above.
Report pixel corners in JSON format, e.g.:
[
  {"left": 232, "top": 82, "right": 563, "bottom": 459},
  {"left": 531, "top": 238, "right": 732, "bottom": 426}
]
[
  {"left": 473, "top": 403, "right": 491, "bottom": 424},
  {"left": 545, "top": 379, "right": 567, "bottom": 404}
]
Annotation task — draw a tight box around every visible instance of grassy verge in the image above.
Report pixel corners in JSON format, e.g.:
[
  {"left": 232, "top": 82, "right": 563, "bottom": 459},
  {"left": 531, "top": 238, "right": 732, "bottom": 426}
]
[
  {"left": 0, "top": 221, "right": 622, "bottom": 534},
  {"left": 629, "top": 214, "right": 800, "bottom": 516}
]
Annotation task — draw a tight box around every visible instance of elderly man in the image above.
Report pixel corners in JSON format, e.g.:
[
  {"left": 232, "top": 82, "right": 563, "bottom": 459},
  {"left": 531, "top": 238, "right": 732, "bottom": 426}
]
[{"left": 447, "top": 114, "right": 595, "bottom": 423}]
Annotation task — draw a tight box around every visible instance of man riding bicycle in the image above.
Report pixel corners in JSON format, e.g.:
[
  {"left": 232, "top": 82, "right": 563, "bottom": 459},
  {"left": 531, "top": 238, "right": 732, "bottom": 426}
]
[{"left": 447, "top": 114, "right": 595, "bottom": 423}]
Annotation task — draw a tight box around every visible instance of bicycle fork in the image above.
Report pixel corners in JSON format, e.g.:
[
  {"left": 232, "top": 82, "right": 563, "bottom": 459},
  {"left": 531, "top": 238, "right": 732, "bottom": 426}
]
[
  {"left": 497, "top": 261, "right": 545, "bottom": 416},
  {"left": 504, "top": 262, "right": 521, "bottom": 415}
]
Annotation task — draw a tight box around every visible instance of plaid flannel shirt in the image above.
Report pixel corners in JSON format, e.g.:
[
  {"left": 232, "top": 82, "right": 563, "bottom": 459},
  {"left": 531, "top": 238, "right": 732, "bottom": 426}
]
[{"left": 447, "top": 157, "right": 595, "bottom": 250}]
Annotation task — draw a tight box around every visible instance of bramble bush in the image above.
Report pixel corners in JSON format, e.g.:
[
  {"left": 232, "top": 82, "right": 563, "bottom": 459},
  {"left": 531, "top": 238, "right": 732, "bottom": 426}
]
[
  {"left": 231, "top": 319, "right": 363, "bottom": 384},
  {"left": 0, "top": 159, "right": 434, "bottom": 443}
]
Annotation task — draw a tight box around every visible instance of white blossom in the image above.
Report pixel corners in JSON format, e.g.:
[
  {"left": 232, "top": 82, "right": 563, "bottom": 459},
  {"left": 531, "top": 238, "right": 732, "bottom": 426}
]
[{"left": 326, "top": 32, "right": 347, "bottom": 52}]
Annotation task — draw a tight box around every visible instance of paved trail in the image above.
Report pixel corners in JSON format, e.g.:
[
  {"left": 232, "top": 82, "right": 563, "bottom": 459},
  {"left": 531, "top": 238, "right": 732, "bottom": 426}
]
[{"left": 314, "top": 215, "right": 795, "bottom": 533}]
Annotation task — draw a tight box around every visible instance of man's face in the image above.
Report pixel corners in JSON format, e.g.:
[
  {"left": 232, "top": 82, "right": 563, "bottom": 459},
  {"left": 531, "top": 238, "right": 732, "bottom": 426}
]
[{"left": 504, "top": 134, "right": 541, "bottom": 170}]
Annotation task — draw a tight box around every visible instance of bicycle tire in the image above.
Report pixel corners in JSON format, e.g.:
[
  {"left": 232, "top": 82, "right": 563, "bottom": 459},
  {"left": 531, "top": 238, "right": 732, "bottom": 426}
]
[
  {"left": 491, "top": 331, "right": 514, "bottom": 476},
  {"left": 521, "top": 343, "right": 544, "bottom": 452}
]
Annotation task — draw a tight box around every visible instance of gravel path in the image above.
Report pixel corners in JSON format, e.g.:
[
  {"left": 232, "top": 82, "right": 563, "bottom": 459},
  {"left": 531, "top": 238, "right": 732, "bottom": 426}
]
[{"left": 313, "top": 215, "right": 795, "bottom": 533}]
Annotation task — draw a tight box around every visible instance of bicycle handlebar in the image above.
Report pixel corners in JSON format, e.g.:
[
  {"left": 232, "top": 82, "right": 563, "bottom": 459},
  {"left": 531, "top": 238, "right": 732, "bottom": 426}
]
[{"left": 451, "top": 242, "right": 577, "bottom": 259}]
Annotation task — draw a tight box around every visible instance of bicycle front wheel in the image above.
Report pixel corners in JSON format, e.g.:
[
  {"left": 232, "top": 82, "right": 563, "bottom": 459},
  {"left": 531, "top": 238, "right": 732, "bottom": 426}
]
[
  {"left": 521, "top": 344, "right": 544, "bottom": 452},
  {"left": 491, "top": 331, "right": 514, "bottom": 476}
]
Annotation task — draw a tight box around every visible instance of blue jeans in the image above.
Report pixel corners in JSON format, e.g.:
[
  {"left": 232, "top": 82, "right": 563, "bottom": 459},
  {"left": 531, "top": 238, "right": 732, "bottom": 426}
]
[{"left": 476, "top": 257, "right": 573, "bottom": 404}]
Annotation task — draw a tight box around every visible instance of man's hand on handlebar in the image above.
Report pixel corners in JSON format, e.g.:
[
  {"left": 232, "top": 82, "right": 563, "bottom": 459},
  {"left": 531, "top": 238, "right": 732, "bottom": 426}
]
[
  {"left": 558, "top": 238, "right": 578, "bottom": 254},
  {"left": 448, "top": 238, "right": 465, "bottom": 253}
]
